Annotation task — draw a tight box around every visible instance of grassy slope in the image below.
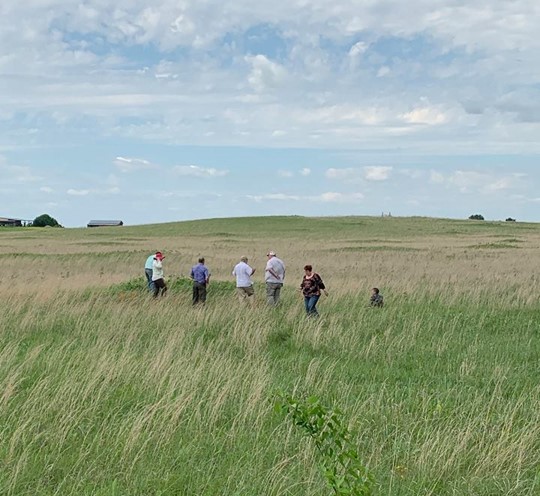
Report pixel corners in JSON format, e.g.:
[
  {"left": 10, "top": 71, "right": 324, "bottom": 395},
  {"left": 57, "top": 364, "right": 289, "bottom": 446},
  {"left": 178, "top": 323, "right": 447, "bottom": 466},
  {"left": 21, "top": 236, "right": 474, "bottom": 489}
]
[{"left": 0, "top": 216, "right": 539, "bottom": 495}]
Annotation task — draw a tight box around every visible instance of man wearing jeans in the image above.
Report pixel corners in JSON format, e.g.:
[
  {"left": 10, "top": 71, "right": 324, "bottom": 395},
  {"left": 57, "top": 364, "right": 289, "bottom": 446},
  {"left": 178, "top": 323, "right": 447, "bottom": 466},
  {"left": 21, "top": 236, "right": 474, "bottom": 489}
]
[
  {"left": 144, "top": 252, "right": 157, "bottom": 291},
  {"left": 190, "top": 257, "right": 210, "bottom": 305},
  {"left": 265, "top": 251, "right": 285, "bottom": 306}
]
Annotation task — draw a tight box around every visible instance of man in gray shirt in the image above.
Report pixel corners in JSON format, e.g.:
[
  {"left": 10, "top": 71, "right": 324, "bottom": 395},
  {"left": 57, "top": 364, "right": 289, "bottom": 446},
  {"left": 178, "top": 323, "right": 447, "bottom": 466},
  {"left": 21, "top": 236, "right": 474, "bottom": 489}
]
[{"left": 265, "top": 250, "right": 285, "bottom": 306}]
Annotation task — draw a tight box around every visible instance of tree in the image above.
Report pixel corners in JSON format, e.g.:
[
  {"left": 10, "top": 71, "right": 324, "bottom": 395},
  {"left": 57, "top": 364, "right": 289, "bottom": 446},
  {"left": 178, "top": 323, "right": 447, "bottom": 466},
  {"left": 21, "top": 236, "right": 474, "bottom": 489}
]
[
  {"left": 468, "top": 214, "right": 485, "bottom": 220},
  {"left": 32, "top": 213, "right": 60, "bottom": 227},
  {"left": 505, "top": 217, "right": 516, "bottom": 222}
]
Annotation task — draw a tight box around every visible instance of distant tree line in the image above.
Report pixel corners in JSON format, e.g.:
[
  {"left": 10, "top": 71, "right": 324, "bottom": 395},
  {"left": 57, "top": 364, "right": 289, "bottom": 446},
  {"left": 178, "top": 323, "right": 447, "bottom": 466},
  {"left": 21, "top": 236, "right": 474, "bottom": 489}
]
[{"left": 468, "top": 214, "right": 517, "bottom": 222}]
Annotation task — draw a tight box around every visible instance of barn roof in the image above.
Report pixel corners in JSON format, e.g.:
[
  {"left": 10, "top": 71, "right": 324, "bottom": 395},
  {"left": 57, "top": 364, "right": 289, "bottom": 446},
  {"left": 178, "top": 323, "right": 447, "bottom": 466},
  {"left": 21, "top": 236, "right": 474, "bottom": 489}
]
[
  {"left": 0, "top": 217, "right": 23, "bottom": 225},
  {"left": 87, "top": 220, "right": 124, "bottom": 227}
]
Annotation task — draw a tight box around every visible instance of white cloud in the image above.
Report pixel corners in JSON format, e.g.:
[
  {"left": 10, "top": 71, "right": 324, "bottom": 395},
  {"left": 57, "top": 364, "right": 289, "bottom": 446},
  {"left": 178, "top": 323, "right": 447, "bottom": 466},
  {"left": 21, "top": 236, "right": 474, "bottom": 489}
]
[
  {"left": 430, "top": 171, "right": 445, "bottom": 184},
  {"left": 245, "top": 54, "right": 287, "bottom": 93},
  {"left": 399, "top": 168, "right": 424, "bottom": 180},
  {"left": 246, "top": 191, "right": 363, "bottom": 203},
  {"left": 300, "top": 168, "right": 311, "bottom": 176},
  {"left": 114, "top": 156, "right": 157, "bottom": 173},
  {"left": 377, "top": 66, "right": 391, "bottom": 77},
  {"left": 348, "top": 41, "right": 369, "bottom": 69},
  {"left": 429, "top": 169, "right": 526, "bottom": 194},
  {"left": 348, "top": 41, "right": 369, "bottom": 58},
  {"left": 278, "top": 170, "right": 294, "bottom": 178},
  {"left": 319, "top": 192, "right": 364, "bottom": 202},
  {"left": 40, "top": 186, "right": 53, "bottom": 193},
  {"left": 401, "top": 107, "right": 449, "bottom": 125},
  {"left": 364, "top": 166, "right": 392, "bottom": 181},
  {"left": 0, "top": 158, "right": 41, "bottom": 183},
  {"left": 67, "top": 189, "right": 90, "bottom": 196},
  {"left": 247, "top": 193, "right": 301, "bottom": 202},
  {"left": 173, "top": 165, "right": 228, "bottom": 178}
]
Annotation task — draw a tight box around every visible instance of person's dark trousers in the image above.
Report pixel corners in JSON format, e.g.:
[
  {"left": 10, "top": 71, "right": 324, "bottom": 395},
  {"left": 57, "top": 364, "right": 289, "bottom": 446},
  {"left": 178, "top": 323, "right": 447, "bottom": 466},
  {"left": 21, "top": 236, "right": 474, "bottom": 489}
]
[
  {"left": 145, "top": 269, "right": 154, "bottom": 291},
  {"left": 153, "top": 278, "right": 167, "bottom": 297},
  {"left": 304, "top": 295, "right": 320, "bottom": 317},
  {"left": 192, "top": 281, "right": 207, "bottom": 305}
]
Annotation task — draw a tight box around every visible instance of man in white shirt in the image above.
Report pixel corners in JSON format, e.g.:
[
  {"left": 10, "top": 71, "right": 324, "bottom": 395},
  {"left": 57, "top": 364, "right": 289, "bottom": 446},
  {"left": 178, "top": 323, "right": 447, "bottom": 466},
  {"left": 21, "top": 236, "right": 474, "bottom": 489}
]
[
  {"left": 232, "top": 256, "right": 256, "bottom": 304},
  {"left": 265, "top": 250, "right": 285, "bottom": 306}
]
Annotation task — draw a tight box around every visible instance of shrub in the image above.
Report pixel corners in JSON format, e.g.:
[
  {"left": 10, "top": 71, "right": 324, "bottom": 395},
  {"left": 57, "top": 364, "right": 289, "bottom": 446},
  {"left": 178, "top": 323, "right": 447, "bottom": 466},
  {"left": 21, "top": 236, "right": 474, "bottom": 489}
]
[
  {"left": 468, "top": 214, "right": 485, "bottom": 220},
  {"left": 32, "top": 213, "right": 61, "bottom": 227},
  {"left": 275, "top": 393, "right": 374, "bottom": 496}
]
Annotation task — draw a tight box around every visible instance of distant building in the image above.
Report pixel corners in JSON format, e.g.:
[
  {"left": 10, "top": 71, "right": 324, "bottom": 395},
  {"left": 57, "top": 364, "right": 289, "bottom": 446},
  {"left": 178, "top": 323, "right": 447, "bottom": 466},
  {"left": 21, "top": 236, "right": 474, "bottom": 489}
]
[
  {"left": 87, "top": 220, "right": 124, "bottom": 228},
  {"left": 0, "top": 217, "right": 23, "bottom": 227}
]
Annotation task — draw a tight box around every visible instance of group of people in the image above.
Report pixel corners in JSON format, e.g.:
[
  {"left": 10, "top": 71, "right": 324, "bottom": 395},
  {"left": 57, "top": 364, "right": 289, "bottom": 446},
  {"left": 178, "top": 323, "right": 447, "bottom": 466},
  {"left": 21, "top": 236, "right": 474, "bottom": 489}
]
[
  {"left": 144, "top": 250, "right": 383, "bottom": 315},
  {"left": 144, "top": 252, "right": 210, "bottom": 304}
]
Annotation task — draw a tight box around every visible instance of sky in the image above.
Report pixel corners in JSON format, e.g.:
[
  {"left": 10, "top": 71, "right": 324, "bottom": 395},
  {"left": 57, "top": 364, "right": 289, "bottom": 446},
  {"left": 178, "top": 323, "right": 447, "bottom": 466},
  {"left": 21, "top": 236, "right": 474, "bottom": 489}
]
[{"left": 1, "top": 0, "right": 540, "bottom": 227}]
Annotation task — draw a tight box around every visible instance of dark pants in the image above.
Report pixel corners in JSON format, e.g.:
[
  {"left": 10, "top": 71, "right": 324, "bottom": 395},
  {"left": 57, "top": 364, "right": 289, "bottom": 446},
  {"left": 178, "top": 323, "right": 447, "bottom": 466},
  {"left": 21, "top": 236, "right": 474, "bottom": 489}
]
[
  {"left": 192, "top": 281, "right": 207, "bottom": 305},
  {"left": 153, "top": 278, "right": 167, "bottom": 297},
  {"left": 304, "top": 295, "right": 320, "bottom": 317},
  {"left": 145, "top": 269, "right": 154, "bottom": 291}
]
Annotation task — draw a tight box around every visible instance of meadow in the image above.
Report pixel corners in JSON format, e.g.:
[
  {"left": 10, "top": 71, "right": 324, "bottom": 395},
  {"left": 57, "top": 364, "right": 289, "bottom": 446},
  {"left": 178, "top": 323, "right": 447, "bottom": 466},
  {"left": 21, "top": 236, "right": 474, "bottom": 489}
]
[{"left": 0, "top": 215, "right": 539, "bottom": 495}]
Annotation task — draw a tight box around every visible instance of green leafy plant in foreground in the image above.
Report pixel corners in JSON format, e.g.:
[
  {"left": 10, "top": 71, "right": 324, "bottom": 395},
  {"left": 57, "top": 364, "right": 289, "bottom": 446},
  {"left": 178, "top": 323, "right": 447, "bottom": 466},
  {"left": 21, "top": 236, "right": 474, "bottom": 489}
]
[{"left": 276, "top": 393, "right": 374, "bottom": 496}]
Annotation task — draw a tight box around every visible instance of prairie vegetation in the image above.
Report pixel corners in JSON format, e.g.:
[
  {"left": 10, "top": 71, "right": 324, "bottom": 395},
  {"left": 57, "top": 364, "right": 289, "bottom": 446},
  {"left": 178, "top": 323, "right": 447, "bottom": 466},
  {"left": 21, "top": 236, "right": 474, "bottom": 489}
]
[{"left": 1, "top": 216, "right": 539, "bottom": 495}]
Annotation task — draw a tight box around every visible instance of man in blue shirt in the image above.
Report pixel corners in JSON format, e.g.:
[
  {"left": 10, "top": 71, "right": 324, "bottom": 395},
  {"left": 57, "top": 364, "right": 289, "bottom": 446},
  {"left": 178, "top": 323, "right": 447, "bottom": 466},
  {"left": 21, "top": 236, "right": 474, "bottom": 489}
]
[
  {"left": 144, "top": 252, "right": 158, "bottom": 291},
  {"left": 190, "top": 257, "right": 211, "bottom": 305}
]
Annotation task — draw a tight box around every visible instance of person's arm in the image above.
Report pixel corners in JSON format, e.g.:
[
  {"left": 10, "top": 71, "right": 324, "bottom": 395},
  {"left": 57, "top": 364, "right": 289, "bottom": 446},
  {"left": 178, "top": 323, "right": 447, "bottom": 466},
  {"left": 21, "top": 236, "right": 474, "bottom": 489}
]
[
  {"left": 299, "top": 277, "right": 305, "bottom": 296},
  {"left": 205, "top": 268, "right": 210, "bottom": 284},
  {"left": 266, "top": 261, "right": 279, "bottom": 279},
  {"left": 190, "top": 267, "right": 195, "bottom": 280},
  {"left": 317, "top": 274, "right": 328, "bottom": 295}
]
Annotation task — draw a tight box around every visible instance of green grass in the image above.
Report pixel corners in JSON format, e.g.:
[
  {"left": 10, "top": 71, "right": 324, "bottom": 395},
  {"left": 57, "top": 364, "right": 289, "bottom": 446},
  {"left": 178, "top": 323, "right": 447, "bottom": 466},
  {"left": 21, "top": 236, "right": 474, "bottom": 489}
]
[
  {"left": 1, "top": 289, "right": 539, "bottom": 494},
  {"left": 0, "top": 216, "right": 539, "bottom": 495}
]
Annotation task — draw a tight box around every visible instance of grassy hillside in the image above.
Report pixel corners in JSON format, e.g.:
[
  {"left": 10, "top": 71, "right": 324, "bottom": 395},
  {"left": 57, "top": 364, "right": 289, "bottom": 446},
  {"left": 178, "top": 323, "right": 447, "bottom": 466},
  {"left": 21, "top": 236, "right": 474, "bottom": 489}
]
[{"left": 0, "top": 216, "right": 539, "bottom": 495}]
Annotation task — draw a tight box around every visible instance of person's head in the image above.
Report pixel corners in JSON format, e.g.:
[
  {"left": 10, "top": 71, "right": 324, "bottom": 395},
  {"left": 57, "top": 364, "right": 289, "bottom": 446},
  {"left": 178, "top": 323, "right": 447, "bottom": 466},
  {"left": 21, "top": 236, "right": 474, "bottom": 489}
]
[
  {"left": 372, "top": 287, "right": 379, "bottom": 295},
  {"left": 198, "top": 257, "right": 205, "bottom": 264},
  {"left": 240, "top": 256, "right": 248, "bottom": 263},
  {"left": 155, "top": 251, "right": 164, "bottom": 261},
  {"left": 267, "top": 250, "right": 276, "bottom": 258},
  {"left": 304, "top": 264, "right": 313, "bottom": 274}
]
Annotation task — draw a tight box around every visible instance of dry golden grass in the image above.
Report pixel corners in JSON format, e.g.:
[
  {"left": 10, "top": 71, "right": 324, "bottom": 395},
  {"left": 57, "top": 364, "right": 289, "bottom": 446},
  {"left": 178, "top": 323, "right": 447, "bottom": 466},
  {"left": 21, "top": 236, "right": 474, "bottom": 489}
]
[{"left": 1, "top": 216, "right": 539, "bottom": 300}]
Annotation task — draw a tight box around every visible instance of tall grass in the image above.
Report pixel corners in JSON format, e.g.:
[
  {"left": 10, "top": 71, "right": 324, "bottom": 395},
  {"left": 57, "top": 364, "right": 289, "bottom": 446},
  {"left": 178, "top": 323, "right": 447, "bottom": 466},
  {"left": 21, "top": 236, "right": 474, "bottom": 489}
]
[{"left": 0, "top": 216, "right": 539, "bottom": 494}]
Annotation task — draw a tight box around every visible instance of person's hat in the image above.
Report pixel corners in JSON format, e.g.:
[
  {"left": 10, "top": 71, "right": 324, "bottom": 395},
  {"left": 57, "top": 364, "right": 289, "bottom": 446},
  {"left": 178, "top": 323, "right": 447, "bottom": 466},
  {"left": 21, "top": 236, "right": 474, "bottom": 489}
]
[
  {"left": 155, "top": 252, "right": 164, "bottom": 259},
  {"left": 267, "top": 251, "right": 276, "bottom": 256}
]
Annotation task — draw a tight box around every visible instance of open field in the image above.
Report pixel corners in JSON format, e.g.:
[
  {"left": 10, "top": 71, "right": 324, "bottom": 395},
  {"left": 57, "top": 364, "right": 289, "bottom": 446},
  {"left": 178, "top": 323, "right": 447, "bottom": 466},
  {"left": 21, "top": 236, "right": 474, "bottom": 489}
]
[{"left": 1, "top": 216, "right": 539, "bottom": 495}]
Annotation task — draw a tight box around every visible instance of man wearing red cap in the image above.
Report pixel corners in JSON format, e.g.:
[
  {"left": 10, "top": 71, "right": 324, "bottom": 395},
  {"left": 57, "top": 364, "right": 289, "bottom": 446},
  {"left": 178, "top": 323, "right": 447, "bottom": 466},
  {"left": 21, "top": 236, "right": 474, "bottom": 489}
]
[{"left": 151, "top": 252, "right": 167, "bottom": 297}]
